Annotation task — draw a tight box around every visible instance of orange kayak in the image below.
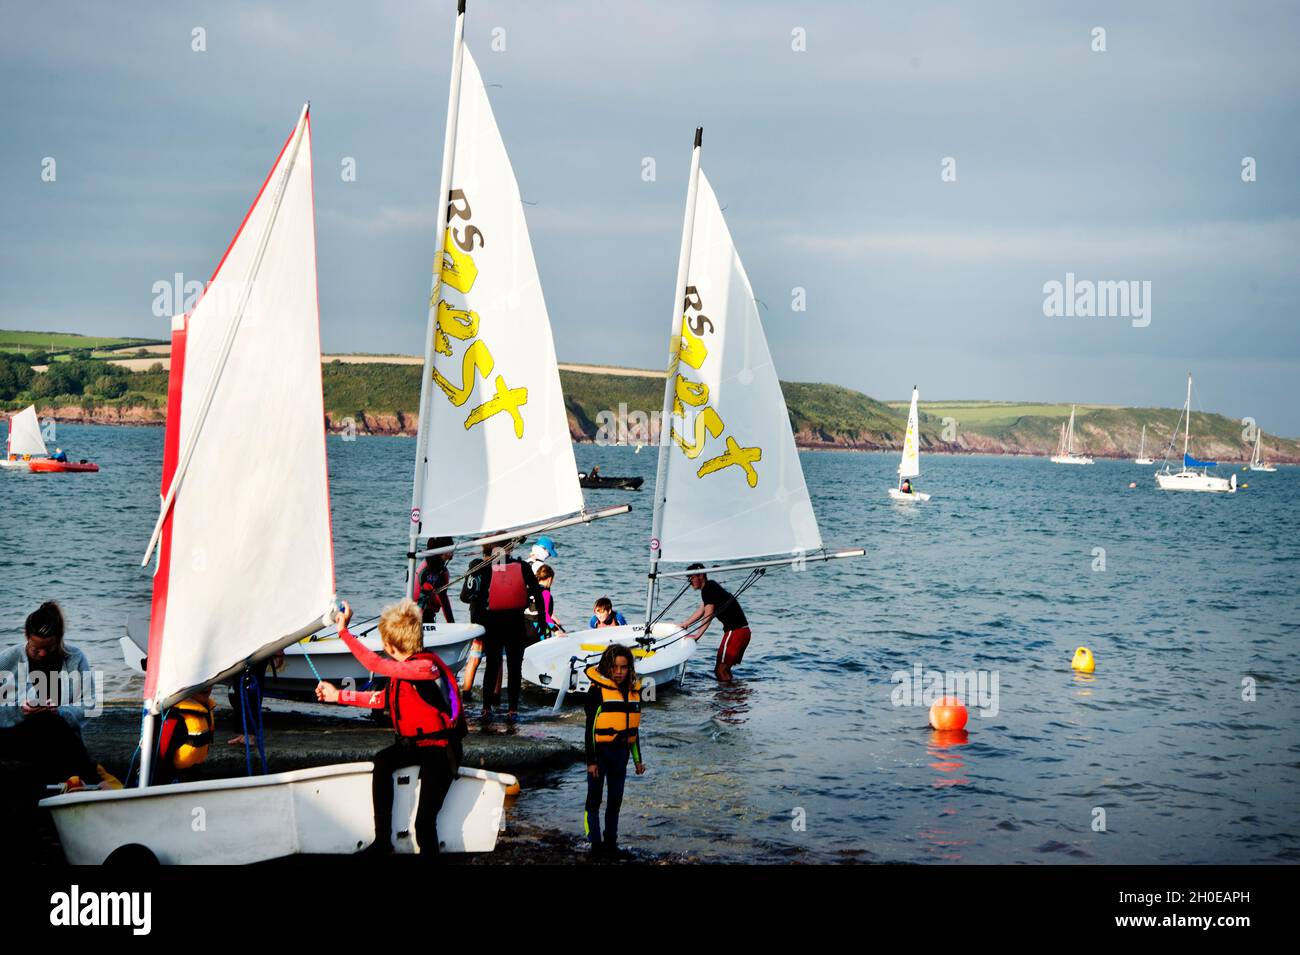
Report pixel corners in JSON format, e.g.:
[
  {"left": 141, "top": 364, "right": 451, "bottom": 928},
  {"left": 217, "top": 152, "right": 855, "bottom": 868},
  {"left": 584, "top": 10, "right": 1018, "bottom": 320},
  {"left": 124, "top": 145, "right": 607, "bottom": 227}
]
[{"left": 28, "top": 459, "right": 99, "bottom": 473}]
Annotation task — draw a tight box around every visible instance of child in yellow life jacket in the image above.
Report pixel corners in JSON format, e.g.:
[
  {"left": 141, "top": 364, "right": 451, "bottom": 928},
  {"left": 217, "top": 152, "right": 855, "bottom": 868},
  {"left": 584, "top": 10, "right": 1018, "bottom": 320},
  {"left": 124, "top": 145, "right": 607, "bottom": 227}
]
[
  {"left": 583, "top": 644, "right": 645, "bottom": 859},
  {"left": 151, "top": 689, "right": 216, "bottom": 785}
]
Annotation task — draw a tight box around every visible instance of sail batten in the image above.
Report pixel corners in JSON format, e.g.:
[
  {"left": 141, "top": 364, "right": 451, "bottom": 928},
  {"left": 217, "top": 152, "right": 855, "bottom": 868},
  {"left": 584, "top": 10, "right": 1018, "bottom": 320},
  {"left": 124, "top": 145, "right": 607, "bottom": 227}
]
[
  {"left": 143, "top": 107, "right": 334, "bottom": 708},
  {"left": 414, "top": 46, "right": 581, "bottom": 540}
]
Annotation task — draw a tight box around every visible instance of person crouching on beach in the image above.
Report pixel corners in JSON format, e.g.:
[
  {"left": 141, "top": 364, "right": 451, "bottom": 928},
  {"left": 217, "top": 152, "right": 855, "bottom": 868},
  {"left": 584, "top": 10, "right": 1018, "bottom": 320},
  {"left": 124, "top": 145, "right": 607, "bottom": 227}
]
[
  {"left": 316, "top": 599, "right": 465, "bottom": 858},
  {"left": 583, "top": 644, "right": 645, "bottom": 860}
]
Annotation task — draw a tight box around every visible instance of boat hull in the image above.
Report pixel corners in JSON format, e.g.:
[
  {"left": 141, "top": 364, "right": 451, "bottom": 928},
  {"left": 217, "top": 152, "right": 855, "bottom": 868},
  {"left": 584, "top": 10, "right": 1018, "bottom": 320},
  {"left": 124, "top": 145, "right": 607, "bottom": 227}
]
[
  {"left": 40, "top": 762, "right": 514, "bottom": 863},
  {"left": 28, "top": 459, "right": 99, "bottom": 472},
  {"left": 888, "top": 488, "right": 931, "bottom": 502},
  {"left": 578, "top": 474, "right": 644, "bottom": 490},
  {"left": 0, "top": 458, "right": 39, "bottom": 470},
  {"left": 276, "top": 618, "right": 482, "bottom": 697},
  {"left": 1134, "top": 458, "right": 1155, "bottom": 465},
  {"left": 1049, "top": 454, "right": 1094, "bottom": 465},
  {"left": 522, "top": 622, "right": 694, "bottom": 696},
  {"left": 1247, "top": 465, "right": 1277, "bottom": 473},
  {"left": 1155, "top": 470, "right": 1235, "bottom": 493}
]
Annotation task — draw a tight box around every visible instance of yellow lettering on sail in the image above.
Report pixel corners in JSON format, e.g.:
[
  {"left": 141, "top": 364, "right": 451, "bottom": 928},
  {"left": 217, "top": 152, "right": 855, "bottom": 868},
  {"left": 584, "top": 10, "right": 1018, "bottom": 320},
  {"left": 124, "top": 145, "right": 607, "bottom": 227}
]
[
  {"left": 433, "top": 340, "right": 494, "bottom": 406},
  {"left": 676, "top": 325, "right": 708, "bottom": 370},
  {"left": 439, "top": 228, "right": 479, "bottom": 294},
  {"left": 672, "top": 375, "right": 709, "bottom": 416},
  {"left": 672, "top": 407, "right": 724, "bottom": 459},
  {"left": 698, "top": 436, "right": 762, "bottom": 487},
  {"left": 465, "top": 375, "right": 527, "bottom": 437},
  {"left": 433, "top": 302, "right": 480, "bottom": 357}
]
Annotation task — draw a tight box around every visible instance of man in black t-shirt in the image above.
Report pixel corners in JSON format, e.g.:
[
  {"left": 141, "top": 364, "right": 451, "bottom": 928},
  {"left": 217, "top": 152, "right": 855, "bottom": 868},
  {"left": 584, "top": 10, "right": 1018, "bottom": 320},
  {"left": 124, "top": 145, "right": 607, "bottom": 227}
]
[{"left": 679, "top": 563, "right": 752, "bottom": 682}]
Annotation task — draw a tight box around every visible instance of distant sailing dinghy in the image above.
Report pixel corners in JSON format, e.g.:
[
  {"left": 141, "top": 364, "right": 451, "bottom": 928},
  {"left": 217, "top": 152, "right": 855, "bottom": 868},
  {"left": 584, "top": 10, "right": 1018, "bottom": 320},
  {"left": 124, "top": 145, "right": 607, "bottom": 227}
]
[
  {"left": 2, "top": 405, "right": 48, "bottom": 469},
  {"left": 888, "top": 387, "right": 930, "bottom": 501},
  {"left": 1050, "top": 405, "right": 1094, "bottom": 464},
  {"left": 1247, "top": 428, "right": 1276, "bottom": 472},
  {"left": 42, "top": 104, "right": 514, "bottom": 864},
  {"left": 1134, "top": 424, "right": 1154, "bottom": 465},
  {"left": 1155, "top": 373, "right": 1235, "bottom": 493},
  {"left": 524, "top": 129, "right": 863, "bottom": 702}
]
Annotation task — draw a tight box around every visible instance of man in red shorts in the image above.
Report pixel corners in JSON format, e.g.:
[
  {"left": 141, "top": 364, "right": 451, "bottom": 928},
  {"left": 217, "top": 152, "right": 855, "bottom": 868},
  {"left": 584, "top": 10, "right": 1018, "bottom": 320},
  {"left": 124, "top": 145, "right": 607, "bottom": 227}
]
[{"left": 679, "top": 563, "right": 751, "bottom": 682}]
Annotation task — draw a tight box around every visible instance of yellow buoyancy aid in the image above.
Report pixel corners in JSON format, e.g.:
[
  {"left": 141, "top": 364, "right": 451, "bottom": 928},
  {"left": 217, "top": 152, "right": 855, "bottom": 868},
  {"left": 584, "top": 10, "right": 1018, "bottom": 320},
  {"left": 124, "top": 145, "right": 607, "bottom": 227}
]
[
  {"left": 585, "top": 666, "right": 641, "bottom": 745},
  {"left": 167, "top": 697, "right": 215, "bottom": 770}
]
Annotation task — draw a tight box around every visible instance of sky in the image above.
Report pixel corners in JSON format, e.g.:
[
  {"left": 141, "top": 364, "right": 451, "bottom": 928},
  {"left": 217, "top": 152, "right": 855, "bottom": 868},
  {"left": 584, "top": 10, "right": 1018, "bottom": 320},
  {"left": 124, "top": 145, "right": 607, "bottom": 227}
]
[{"left": 2, "top": 1, "right": 1297, "bottom": 433}]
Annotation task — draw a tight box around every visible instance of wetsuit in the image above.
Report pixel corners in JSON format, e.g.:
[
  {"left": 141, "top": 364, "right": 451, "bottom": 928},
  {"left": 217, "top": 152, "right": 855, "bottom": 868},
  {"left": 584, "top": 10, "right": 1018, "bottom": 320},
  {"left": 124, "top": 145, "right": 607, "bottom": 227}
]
[
  {"left": 481, "top": 558, "right": 544, "bottom": 713},
  {"left": 583, "top": 666, "right": 642, "bottom": 850},
  {"left": 700, "top": 579, "right": 751, "bottom": 670},
  {"left": 336, "top": 627, "right": 463, "bottom": 856}
]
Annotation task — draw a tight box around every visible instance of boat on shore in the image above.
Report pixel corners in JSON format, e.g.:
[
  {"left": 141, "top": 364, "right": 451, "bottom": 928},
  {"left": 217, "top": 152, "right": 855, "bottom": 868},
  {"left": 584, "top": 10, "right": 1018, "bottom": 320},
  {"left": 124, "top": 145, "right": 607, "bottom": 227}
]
[{"left": 43, "top": 100, "right": 513, "bottom": 865}]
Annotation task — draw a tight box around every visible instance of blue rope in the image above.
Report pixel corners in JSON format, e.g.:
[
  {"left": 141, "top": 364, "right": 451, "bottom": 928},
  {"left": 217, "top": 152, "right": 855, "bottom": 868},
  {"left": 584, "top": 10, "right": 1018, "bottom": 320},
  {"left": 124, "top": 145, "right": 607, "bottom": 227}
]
[
  {"left": 237, "top": 673, "right": 267, "bottom": 776},
  {"left": 301, "top": 651, "right": 323, "bottom": 683}
]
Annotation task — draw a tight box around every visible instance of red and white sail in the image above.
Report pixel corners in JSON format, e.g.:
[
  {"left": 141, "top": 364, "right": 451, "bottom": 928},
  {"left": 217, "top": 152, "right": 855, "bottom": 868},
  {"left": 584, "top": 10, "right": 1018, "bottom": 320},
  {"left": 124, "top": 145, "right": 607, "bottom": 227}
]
[{"left": 143, "top": 106, "right": 334, "bottom": 709}]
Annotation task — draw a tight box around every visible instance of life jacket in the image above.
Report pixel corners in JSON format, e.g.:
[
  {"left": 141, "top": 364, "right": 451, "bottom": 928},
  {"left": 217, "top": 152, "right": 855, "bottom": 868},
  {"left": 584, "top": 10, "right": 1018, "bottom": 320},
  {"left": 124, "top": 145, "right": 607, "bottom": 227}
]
[
  {"left": 488, "top": 560, "right": 528, "bottom": 611},
  {"left": 164, "top": 697, "right": 215, "bottom": 771},
  {"left": 389, "top": 651, "right": 465, "bottom": 749},
  {"left": 585, "top": 666, "right": 641, "bottom": 746}
]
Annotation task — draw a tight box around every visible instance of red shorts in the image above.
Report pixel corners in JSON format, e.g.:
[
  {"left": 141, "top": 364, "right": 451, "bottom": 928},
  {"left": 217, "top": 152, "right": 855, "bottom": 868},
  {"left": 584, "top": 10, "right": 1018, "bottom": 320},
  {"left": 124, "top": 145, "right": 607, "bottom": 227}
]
[{"left": 716, "top": 627, "right": 752, "bottom": 669}]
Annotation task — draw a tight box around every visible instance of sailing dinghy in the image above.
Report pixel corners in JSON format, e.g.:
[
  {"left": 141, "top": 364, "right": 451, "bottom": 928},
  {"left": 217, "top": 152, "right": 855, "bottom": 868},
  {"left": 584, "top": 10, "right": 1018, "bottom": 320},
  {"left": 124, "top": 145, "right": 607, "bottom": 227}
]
[
  {"left": 1050, "top": 405, "right": 1094, "bottom": 464},
  {"left": 888, "top": 386, "right": 930, "bottom": 501},
  {"left": 2, "top": 405, "right": 49, "bottom": 469},
  {"left": 42, "top": 104, "right": 514, "bottom": 864},
  {"left": 524, "top": 129, "right": 863, "bottom": 702},
  {"left": 1247, "top": 427, "right": 1276, "bottom": 472},
  {"left": 1155, "top": 373, "right": 1235, "bottom": 493},
  {"left": 1134, "top": 424, "right": 1154, "bottom": 465}
]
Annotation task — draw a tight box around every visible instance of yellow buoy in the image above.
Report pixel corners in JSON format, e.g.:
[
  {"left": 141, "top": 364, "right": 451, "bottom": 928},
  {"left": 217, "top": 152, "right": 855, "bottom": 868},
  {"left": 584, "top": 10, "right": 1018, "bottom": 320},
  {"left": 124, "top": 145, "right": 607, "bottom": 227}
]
[{"left": 1071, "top": 647, "right": 1095, "bottom": 673}]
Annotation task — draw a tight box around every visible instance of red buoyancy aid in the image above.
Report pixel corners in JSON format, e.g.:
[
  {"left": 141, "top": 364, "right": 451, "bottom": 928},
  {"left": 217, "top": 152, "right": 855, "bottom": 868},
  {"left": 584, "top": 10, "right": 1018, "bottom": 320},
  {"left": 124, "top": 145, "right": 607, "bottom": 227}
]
[
  {"left": 389, "top": 652, "right": 465, "bottom": 748},
  {"left": 488, "top": 560, "right": 528, "bottom": 611}
]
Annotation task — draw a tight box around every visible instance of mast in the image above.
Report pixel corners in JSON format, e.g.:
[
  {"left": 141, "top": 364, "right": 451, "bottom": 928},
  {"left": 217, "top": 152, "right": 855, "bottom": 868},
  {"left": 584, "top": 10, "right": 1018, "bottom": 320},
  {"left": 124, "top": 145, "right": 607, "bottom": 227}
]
[
  {"left": 646, "top": 126, "right": 703, "bottom": 626},
  {"left": 1139, "top": 424, "right": 1145, "bottom": 458},
  {"left": 408, "top": 0, "right": 468, "bottom": 591},
  {"left": 1067, "top": 405, "right": 1076, "bottom": 455},
  {"left": 1183, "top": 373, "right": 1191, "bottom": 463}
]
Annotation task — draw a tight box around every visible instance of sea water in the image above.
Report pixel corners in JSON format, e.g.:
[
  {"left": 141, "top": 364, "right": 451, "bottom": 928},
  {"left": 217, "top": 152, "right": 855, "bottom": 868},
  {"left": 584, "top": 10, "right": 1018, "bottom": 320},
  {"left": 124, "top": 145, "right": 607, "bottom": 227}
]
[{"left": 3, "top": 425, "right": 1297, "bottom": 863}]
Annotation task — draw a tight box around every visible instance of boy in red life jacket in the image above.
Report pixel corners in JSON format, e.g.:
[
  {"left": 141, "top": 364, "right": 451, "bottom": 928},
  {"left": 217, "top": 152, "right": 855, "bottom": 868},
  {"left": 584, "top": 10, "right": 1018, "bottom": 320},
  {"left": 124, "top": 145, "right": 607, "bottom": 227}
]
[{"left": 316, "top": 598, "right": 465, "bottom": 858}]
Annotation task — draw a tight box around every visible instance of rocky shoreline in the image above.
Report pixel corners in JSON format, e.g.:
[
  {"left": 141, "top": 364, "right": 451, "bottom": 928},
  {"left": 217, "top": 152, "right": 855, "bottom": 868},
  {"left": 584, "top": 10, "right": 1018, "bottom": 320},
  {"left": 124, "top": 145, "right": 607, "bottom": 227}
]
[{"left": 21, "top": 405, "right": 1298, "bottom": 463}]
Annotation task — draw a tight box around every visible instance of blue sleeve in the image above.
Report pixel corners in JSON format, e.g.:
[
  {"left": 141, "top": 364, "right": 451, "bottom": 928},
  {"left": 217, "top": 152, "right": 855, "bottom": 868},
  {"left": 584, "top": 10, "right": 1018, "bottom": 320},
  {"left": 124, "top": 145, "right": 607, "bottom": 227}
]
[
  {"left": 589, "top": 615, "right": 598, "bottom": 629},
  {"left": 616, "top": 612, "right": 627, "bottom": 626}
]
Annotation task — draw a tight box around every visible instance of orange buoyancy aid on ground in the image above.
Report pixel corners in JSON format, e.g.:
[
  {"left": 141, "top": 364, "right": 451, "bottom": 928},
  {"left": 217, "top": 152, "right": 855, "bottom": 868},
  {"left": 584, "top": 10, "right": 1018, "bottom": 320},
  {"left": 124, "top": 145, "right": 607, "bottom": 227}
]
[{"left": 161, "top": 696, "right": 216, "bottom": 771}]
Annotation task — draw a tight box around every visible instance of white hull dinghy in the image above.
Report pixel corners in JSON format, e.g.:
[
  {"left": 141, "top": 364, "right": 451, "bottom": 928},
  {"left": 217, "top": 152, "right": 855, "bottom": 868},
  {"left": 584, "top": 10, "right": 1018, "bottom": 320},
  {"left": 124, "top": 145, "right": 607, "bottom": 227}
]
[
  {"left": 3, "top": 405, "right": 50, "bottom": 469},
  {"left": 40, "top": 102, "right": 508, "bottom": 862},
  {"left": 44, "top": 762, "right": 516, "bottom": 864},
  {"left": 525, "top": 129, "right": 862, "bottom": 704},
  {"left": 1050, "top": 406, "right": 1094, "bottom": 464},
  {"left": 1155, "top": 374, "right": 1236, "bottom": 494},
  {"left": 889, "top": 386, "right": 930, "bottom": 501},
  {"left": 522, "top": 622, "right": 691, "bottom": 699}
]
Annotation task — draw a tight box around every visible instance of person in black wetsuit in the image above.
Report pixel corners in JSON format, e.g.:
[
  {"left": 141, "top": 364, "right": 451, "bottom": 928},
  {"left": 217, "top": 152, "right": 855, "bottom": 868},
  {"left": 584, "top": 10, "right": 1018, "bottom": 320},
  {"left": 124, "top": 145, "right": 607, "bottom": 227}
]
[
  {"left": 415, "top": 537, "right": 456, "bottom": 625},
  {"left": 679, "top": 564, "right": 751, "bottom": 682},
  {"left": 477, "top": 545, "right": 544, "bottom": 724}
]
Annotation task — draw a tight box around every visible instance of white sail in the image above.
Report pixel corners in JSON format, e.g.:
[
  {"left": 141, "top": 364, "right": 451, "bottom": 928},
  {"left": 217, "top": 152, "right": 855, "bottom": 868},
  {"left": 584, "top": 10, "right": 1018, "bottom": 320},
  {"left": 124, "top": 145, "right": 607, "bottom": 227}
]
[
  {"left": 6, "top": 405, "right": 48, "bottom": 457},
  {"left": 1066, "top": 405, "right": 1077, "bottom": 454},
  {"left": 898, "top": 387, "right": 921, "bottom": 479},
  {"left": 658, "top": 170, "right": 821, "bottom": 563},
  {"left": 1139, "top": 425, "right": 1146, "bottom": 457},
  {"left": 1252, "top": 430, "right": 1261, "bottom": 468},
  {"left": 144, "top": 107, "right": 334, "bottom": 708},
  {"left": 415, "top": 46, "right": 581, "bottom": 538}
]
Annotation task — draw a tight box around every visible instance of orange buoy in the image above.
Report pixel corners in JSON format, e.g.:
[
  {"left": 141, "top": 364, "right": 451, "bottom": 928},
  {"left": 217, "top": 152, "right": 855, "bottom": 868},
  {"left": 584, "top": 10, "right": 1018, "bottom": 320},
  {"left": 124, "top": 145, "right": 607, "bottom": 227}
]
[
  {"left": 1128, "top": 482, "right": 1137, "bottom": 489},
  {"left": 505, "top": 781, "right": 522, "bottom": 797},
  {"left": 928, "top": 696, "right": 968, "bottom": 731}
]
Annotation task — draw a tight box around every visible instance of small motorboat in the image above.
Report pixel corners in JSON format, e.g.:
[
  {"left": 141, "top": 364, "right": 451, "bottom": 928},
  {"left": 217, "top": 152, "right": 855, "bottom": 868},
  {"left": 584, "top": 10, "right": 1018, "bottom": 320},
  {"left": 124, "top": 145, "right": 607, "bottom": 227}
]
[
  {"left": 578, "top": 471, "right": 643, "bottom": 490},
  {"left": 29, "top": 459, "right": 99, "bottom": 473}
]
